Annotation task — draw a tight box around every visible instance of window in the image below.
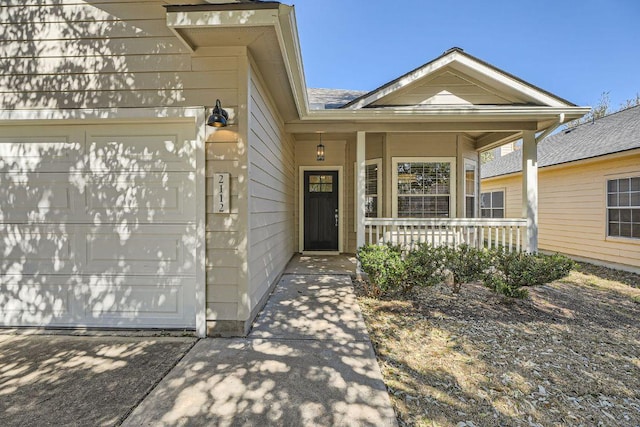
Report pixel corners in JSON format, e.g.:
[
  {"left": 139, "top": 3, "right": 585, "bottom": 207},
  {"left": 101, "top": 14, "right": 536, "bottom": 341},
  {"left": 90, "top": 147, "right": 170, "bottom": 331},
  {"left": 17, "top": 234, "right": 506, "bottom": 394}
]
[
  {"left": 464, "top": 159, "right": 477, "bottom": 218},
  {"left": 309, "top": 174, "right": 333, "bottom": 192},
  {"left": 365, "top": 160, "right": 381, "bottom": 217},
  {"left": 481, "top": 190, "right": 504, "bottom": 218},
  {"left": 354, "top": 159, "right": 382, "bottom": 220},
  {"left": 392, "top": 157, "right": 456, "bottom": 218},
  {"left": 607, "top": 177, "right": 640, "bottom": 239}
]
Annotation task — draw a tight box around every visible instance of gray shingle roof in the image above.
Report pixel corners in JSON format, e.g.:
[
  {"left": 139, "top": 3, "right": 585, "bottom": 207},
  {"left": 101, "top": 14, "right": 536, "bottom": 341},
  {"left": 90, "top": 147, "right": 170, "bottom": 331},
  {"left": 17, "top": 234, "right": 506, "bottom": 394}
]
[
  {"left": 481, "top": 105, "right": 640, "bottom": 179},
  {"left": 307, "top": 88, "right": 367, "bottom": 110}
]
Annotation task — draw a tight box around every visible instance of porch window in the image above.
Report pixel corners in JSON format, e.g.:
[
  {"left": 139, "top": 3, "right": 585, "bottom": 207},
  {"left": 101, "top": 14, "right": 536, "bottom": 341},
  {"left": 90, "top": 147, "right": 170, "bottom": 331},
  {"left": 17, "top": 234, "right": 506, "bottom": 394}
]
[
  {"left": 481, "top": 190, "right": 504, "bottom": 218},
  {"left": 607, "top": 177, "right": 640, "bottom": 239},
  {"left": 465, "top": 159, "right": 477, "bottom": 218},
  {"left": 392, "top": 157, "right": 456, "bottom": 218},
  {"left": 365, "top": 159, "right": 382, "bottom": 217}
]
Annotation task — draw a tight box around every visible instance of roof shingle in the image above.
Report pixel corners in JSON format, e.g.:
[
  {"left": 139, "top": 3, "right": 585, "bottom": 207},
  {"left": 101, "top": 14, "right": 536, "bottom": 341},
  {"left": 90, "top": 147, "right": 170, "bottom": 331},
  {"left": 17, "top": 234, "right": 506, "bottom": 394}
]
[{"left": 481, "top": 105, "right": 640, "bottom": 179}]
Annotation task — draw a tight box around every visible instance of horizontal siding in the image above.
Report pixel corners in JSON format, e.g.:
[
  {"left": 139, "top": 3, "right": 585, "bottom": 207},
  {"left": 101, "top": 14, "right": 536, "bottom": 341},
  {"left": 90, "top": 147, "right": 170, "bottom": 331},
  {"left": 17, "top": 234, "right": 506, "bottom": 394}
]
[
  {"left": 247, "top": 66, "right": 295, "bottom": 314},
  {"left": 0, "top": 1, "right": 241, "bottom": 110},
  {"left": 482, "top": 153, "right": 640, "bottom": 269}
]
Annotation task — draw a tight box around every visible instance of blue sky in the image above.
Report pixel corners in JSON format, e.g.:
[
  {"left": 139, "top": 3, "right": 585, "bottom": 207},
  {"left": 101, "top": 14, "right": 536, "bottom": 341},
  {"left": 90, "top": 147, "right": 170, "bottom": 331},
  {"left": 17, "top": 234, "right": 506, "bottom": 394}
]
[{"left": 294, "top": 0, "right": 640, "bottom": 110}]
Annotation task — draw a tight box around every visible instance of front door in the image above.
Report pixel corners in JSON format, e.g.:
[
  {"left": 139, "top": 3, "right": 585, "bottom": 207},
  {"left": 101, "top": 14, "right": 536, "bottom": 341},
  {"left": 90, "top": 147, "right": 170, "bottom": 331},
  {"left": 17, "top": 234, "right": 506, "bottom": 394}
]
[{"left": 304, "top": 170, "right": 339, "bottom": 251}]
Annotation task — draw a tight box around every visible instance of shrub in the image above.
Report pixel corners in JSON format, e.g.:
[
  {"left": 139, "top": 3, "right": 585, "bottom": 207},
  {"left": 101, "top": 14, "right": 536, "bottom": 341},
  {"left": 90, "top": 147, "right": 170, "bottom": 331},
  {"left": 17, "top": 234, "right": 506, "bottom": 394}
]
[
  {"left": 440, "top": 244, "right": 489, "bottom": 293},
  {"left": 403, "top": 243, "right": 446, "bottom": 294},
  {"left": 484, "top": 250, "right": 575, "bottom": 298},
  {"left": 356, "top": 244, "right": 405, "bottom": 297}
]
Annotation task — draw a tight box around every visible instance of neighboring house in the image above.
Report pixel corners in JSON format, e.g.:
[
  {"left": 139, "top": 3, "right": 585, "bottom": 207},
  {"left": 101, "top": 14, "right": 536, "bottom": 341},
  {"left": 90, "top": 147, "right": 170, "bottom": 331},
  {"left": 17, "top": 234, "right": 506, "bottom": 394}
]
[
  {"left": 0, "top": 1, "right": 588, "bottom": 336},
  {"left": 482, "top": 106, "right": 640, "bottom": 273}
]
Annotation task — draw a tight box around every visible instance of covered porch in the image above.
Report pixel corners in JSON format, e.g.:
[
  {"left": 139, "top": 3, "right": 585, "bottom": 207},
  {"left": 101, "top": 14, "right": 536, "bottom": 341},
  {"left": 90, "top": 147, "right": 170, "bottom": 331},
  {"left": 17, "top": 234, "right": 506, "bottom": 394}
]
[
  {"left": 287, "top": 48, "right": 589, "bottom": 255},
  {"left": 290, "top": 127, "right": 545, "bottom": 255}
]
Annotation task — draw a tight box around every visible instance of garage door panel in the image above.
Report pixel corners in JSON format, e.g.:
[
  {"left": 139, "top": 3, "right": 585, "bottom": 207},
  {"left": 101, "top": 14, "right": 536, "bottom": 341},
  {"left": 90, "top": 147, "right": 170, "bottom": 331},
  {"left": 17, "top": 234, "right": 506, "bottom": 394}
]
[
  {"left": 0, "top": 224, "right": 195, "bottom": 277},
  {"left": 0, "top": 137, "right": 86, "bottom": 172},
  {"left": 86, "top": 225, "right": 196, "bottom": 276},
  {"left": 0, "top": 174, "right": 78, "bottom": 223},
  {"left": 0, "top": 123, "right": 198, "bottom": 329},
  {"left": 88, "top": 134, "right": 193, "bottom": 172},
  {"left": 0, "top": 224, "right": 74, "bottom": 275},
  {"left": 86, "top": 171, "right": 196, "bottom": 222},
  {"left": 0, "top": 275, "right": 73, "bottom": 325},
  {"left": 0, "top": 275, "right": 196, "bottom": 328},
  {"left": 0, "top": 171, "right": 195, "bottom": 224}
]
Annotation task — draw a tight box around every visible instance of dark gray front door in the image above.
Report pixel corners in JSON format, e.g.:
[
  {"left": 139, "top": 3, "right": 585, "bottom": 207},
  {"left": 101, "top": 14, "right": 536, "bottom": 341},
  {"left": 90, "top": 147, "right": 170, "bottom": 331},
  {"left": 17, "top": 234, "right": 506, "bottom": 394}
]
[{"left": 304, "top": 171, "right": 339, "bottom": 251}]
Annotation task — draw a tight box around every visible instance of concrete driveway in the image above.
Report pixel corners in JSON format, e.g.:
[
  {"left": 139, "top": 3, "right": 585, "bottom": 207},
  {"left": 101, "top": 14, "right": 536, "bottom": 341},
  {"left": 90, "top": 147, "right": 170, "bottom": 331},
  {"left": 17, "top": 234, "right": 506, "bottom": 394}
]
[
  {"left": 0, "top": 255, "right": 396, "bottom": 426},
  {"left": 0, "top": 333, "right": 196, "bottom": 427}
]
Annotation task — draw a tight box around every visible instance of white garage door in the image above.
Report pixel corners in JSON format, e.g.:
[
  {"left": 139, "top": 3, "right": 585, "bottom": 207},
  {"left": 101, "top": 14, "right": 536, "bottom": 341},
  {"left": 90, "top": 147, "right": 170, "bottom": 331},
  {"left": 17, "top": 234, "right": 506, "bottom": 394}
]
[{"left": 0, "top": 123, "right": 197, "bottom": 329}]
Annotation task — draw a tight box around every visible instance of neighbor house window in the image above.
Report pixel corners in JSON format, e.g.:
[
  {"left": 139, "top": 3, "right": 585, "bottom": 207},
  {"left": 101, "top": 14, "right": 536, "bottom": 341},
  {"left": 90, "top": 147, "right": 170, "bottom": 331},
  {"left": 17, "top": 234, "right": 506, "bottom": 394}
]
[
  {"left": 392, "top": 157, "right": 456, "bottom": 218},
  {"left": 607, "top": 177, "right": 640, "bottom": 239},
  {"left": 465, "top": 159, "right": 477, "bottom": 218},
  {"left": 481, "top": 190, "right": 504, "bottom": 218}
]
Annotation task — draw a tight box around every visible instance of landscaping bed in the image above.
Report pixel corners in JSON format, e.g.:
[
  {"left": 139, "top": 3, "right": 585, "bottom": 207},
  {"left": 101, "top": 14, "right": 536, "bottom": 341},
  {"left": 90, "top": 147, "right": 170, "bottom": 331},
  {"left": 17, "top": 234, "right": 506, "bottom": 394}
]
[{"left": 356, "top": 262, "right": 640, "bottom": 426}]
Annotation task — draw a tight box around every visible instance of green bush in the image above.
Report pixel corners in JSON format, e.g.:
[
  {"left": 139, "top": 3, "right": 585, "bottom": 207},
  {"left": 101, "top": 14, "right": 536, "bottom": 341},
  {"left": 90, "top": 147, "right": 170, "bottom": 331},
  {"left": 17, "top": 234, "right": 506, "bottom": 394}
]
[
  {"left": 356, "top": 244, "right": 405, "bottom": 297},
  {"left": 403, "top": 243, "right": 446, "bottom": 294},
  {"left": 484, "top": 250, "right": 575, "bottom": 298},
  {"left": 440, "top": 244, "right": 490, "bottom": 293}
]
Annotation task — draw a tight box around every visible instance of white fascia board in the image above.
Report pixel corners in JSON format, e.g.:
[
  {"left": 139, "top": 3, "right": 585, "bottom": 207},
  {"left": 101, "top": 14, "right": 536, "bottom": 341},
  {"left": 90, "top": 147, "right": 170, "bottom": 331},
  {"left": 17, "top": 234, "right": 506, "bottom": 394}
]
[
  {"left": 340, "top": 50, "right": 578, "bottom": 111},
  {"left": 300, "top": 106, "right": 592, "bottom": 122},
  {"left": 275, "top": 5, "right": 310, "bottom": 118},
  {"left": 453, "top": 54, "right": 570, "bottom": 108},
  {"left": 342, "top": 55, "right": 457, "bottom": 110},
  {"left": 0, "top": 107, "right": 204, "bottom": 125}
]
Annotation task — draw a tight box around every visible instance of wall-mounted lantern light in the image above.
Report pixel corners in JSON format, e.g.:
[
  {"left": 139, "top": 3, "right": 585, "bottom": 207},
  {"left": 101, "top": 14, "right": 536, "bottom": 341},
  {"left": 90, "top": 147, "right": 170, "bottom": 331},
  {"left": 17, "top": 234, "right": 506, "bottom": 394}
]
[
  {"left": 316, "top": 133, "right": 325, "bottom": 161},
  {"left": 207, "top": 99, "right": 229, "bottom": 127}
]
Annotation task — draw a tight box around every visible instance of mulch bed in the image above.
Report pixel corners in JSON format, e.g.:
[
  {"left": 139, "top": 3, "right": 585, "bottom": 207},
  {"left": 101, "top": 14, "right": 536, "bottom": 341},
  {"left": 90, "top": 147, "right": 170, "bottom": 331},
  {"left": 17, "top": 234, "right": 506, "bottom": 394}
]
[{"left": 356, "top": 263, "right": 640, "bottom": 426}]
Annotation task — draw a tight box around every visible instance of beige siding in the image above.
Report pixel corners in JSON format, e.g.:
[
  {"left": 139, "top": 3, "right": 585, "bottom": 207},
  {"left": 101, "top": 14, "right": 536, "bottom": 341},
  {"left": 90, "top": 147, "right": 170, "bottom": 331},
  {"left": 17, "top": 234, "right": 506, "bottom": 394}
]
[
  {"left": 0, "top": 1, "right": 239, "bottom": 110},
  {"left": 247, "top": 63, "right": 295, "bottom": 316},
  {"left": 482, "top": 152, "right": 640, "bottom": 270}
]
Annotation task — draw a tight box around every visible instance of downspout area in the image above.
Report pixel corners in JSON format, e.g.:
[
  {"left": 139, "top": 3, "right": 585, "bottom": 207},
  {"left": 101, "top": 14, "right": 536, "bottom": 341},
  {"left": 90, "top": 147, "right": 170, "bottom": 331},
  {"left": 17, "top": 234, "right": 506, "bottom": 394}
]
[{"left": 535, "top": 113, "right": 565, "bottom": 143}]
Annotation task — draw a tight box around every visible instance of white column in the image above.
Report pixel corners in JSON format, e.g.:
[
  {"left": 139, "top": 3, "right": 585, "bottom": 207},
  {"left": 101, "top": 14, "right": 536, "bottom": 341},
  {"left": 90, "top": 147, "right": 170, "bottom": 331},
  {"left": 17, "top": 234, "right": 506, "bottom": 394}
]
[
  {"left": 521, "top": 130, "right": 538, "bottom": 253},
  {"left": 356, "top": 131, "right": 366, "bottom": 249}
]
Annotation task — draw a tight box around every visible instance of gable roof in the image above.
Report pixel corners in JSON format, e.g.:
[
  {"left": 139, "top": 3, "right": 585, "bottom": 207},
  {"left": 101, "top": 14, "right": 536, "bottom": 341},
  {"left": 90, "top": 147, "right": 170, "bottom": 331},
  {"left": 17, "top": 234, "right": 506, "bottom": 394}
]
[
  {"left": 342, "top": 47, "right": 577, "bottom": 110},
  {"left": 481, "top": 105, "right": 640, "bottom": 179}
]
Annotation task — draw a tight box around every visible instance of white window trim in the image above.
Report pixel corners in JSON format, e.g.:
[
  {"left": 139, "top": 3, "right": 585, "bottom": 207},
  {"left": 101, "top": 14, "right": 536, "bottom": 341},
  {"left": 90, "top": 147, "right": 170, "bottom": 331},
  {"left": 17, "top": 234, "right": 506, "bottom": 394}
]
[
  {"left": 464, "top": 158, "right": 478, "bottom": 218},
  {"left": 605, "top": 175, "right": 640, "bottom": 241},
  {"left": 354, "top": 158, "right": 382, "bottom": 231},
  {"left": 391, "top": 157, "right": 457, "bottom": 218}
]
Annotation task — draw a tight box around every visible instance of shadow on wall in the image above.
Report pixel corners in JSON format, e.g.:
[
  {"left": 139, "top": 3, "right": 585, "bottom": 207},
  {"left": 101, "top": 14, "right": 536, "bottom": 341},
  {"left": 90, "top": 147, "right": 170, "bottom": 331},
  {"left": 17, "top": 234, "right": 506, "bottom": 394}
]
[
  {"left": 0, "top": 125, "right": 199, "bottom": 327},
  {"left": 0, "top": 1, "right": 232, "bottom": 110}
]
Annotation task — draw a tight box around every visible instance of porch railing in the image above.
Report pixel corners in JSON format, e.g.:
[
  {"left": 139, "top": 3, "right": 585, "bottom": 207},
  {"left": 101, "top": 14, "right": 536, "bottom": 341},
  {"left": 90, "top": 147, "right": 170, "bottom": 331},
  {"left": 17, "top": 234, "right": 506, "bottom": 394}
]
[{"left": 364, "top": 218, "right": 528, "bottom": 252}]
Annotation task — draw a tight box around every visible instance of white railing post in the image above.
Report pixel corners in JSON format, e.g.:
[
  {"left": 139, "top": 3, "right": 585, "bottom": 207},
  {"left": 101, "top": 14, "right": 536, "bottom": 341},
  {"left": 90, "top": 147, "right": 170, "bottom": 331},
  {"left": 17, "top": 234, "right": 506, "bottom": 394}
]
[{"left": 522, "top": 130, "right": 538, "bottom": 253}]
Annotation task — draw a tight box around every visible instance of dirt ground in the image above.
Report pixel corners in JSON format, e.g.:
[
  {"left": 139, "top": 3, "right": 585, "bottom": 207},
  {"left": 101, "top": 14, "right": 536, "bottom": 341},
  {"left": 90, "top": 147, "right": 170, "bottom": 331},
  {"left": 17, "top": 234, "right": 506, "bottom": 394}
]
[{"left": 356, "top": 263, "right": 640, "bottom": 427}]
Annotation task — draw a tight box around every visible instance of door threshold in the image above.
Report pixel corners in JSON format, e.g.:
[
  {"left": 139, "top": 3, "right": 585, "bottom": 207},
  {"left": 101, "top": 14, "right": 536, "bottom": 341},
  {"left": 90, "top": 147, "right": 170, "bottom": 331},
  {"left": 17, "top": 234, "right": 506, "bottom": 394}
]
[{"left": 301, "top": 251, "right": 340, "bottom": 256}]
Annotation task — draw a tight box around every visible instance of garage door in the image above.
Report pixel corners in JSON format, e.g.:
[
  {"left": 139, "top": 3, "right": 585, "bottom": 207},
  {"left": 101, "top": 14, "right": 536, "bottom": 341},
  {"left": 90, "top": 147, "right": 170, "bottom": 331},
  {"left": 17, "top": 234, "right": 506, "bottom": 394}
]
[{"left": 0, "top": 123, "right": 197, "bottom": 329}]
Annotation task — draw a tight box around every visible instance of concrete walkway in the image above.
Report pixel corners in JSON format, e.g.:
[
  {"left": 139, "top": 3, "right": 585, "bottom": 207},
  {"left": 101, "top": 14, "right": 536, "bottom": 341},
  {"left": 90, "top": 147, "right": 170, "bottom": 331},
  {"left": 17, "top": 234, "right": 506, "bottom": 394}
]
[{"left": 124, "top": 255, "right": 397, "bottom": 426}]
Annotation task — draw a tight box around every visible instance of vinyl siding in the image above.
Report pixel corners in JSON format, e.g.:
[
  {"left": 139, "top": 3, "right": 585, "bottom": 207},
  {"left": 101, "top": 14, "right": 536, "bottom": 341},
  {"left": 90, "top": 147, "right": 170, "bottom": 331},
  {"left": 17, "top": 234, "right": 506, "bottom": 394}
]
[
  {"left": 0, "top": 1, "right": 239, "bottom": 110},
  {"left": 482, "top": 152, "right": 640, "bottom": 270},
  {"left": 247, "top": 62, "right": 295, "bottom": 315}
]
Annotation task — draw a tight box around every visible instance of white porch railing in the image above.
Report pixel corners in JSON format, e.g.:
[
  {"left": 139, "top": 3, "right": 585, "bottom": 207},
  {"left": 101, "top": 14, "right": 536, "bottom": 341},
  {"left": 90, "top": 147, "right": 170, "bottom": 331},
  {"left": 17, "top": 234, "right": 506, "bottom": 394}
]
[{"left": 364, "top": 218, "right": 528, "bottom": 252}]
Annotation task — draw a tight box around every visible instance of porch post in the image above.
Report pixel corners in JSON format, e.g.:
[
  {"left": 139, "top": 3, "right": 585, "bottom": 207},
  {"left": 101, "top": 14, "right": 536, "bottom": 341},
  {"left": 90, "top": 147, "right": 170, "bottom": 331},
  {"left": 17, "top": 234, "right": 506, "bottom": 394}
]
[
  {"left": 356, "top": 131, "right": 366, "bottom": 250},
  {"left": 521, "top": 130, "right": 538, "bottom": 252}
]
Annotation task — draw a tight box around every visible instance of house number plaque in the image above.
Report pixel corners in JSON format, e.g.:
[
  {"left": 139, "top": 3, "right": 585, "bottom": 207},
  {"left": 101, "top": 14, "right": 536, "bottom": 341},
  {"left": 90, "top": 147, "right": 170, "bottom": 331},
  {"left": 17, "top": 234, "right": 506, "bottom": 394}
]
[{"left": 213, "top": 173, "right": 230, "bottom": 213}]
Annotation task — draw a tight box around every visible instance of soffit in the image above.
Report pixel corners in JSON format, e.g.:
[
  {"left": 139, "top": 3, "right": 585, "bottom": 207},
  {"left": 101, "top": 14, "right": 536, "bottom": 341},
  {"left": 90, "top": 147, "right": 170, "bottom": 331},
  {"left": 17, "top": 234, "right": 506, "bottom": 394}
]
[{"left": 165, "top": 4, "right": 301, "bottom": 121}]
